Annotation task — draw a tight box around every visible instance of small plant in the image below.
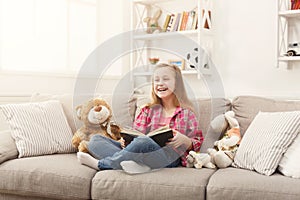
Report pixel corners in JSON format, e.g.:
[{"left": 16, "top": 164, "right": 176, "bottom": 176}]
[{"left": 149, "top": 57, "right": 160, "bottom": 65}]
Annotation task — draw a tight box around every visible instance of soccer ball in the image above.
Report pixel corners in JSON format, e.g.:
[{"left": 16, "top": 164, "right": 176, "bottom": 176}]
[{"left": 186, "top": 47, "right": 198, "bottom": 69}]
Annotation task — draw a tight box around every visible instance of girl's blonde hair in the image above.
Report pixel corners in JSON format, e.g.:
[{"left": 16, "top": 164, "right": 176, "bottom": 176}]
[{"left": 147, "top": 63, "right": 194, "bottom": 110}]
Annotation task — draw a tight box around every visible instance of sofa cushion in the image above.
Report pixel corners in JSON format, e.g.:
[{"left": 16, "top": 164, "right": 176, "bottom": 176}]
[
  {"left": 207, "top": 168, "right": 300, "bottom": 200},
  {"left": 0, "top": 130, "right": 18, "bottom": 164},
  {"left": 91, "top": 167, "right": 215, "bottom": 200},
  {"left": 278, "top": 132, "right": 300, "bottom": 178},
  {"left": 0, "top": 100, "right": 76, "bottom": 158},
  {"left": 232, "top": 96, "right": 300, "bottom": 136},
  {"left": 234, "top": 111, "right": 300, "bottom": 176},
  {"left": 0, "top": 154, "right": 97, "bottom": 199},
  {"left": 196, "top": 98, "right": 231, "bottom": 152},
  {"left": 0, "top": 193, "right": 55, "bottom": 200}
]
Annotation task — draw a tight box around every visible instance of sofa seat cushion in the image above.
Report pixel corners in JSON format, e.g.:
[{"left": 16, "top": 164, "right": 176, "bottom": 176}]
[
  {"left": 91, "top": 167, "right": 215, "bottom": 200},
  {"left": 207, "top": 167, "right": 300, "bottom": 200},
  {"left": 0, "top": 154, "right": 97, "bottom": 200}
]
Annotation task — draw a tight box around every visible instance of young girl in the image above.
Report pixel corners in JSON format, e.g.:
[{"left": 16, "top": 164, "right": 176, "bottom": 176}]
[{"left": 77, "top": 63, "right": 203, "bottom": 173}]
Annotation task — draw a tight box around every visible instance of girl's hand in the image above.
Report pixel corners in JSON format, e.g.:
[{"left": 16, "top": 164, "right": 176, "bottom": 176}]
[
  {"left": 168, "top": 129, "right": 192, "bottom": 150},
  {"left": 118, "top": 137, "right": 125, "bottom": 149}
]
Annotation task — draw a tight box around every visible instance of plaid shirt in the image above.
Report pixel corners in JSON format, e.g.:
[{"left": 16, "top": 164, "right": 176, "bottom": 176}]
[{"left": 133, "top": 104, "right": 203, "bottom": 166}]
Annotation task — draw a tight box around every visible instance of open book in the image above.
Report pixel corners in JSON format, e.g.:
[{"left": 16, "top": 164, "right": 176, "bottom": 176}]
[{"left": 120, "top": 126, "right": 173, "bottom": 147}]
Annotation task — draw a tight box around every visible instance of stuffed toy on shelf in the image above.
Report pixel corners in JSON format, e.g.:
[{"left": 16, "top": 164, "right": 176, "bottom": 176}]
[{"left": 143, "top": 8, "right": 162, "bottom": 34}]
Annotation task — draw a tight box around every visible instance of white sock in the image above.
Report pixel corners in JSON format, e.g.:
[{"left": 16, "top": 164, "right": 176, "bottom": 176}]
[
  {"left": 77, "top": 152, "right": 99, "bottom": 170},
  {"left": 120, "top": 160, "right": 151, "bottom": 174}
]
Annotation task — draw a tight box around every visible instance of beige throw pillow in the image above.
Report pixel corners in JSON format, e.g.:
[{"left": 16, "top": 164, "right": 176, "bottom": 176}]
[
  {"left": 0, "top": 100, "right": 76, "bottom": 158},
  {"left": 233, "top": 111, "right": 300, "bottom": 176},
  {"left": 278, "top": 132, "right": 300, "bottom": 178}
]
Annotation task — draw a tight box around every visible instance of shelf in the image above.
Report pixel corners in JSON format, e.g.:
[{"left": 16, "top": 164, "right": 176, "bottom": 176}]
[
  {"left": 131, "top": 0, "right": 212, "bottom": 83},
  {"left": 278, "top": 56, "right": 300, "bottom": 61},
  {"left": 133, "top": 70, "right": 198, "bottom": 76},
  {"left": 133, "top": 72, "right": 153, "bottom": 76},
  {"left": 133, "top": 0, "right": 173, "bottom": 6},
  {"left": 278, "top": 9, "right": 300, "bottom": 18},
  {"left": 182, "top": 70, "right": 198, "bottom": 75},
  {"left": 133, "top": 30, "right": 202, "bottom": 40}
]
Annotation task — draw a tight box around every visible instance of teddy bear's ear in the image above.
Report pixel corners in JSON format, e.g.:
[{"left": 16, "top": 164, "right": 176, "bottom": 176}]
[{"left": 75, "top": 105, "right": 83, "bottom": 120}]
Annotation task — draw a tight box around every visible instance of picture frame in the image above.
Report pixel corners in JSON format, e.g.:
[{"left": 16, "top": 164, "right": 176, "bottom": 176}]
[{"left": 168, "top": 59, "right": 185, "bottom": 70}]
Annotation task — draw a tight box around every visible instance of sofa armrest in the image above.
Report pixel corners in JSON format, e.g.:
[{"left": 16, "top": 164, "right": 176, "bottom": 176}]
[{"left": 0, "top": 130, "right": 18, "bottom": 164}]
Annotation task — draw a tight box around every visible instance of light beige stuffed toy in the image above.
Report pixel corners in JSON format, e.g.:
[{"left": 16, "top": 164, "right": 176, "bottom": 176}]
[
  {"left": 207, "top": 111, "right": 241, "bottom": 168},
  {"left": 187, "top": 111, "right": 242, "bottom": 170},
  {"left": 143, "top": 8, "right": 162, "bottom": 34},
  {"left": 186, "top": 150, "right": 216, "bottom": 169},
  {"left": 71, "top": 98, "right": 121, "bottom": 153}
]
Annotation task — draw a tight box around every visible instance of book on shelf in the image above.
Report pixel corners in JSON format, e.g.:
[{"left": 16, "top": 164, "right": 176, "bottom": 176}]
[
  {"left": 192, "top": 11, "right": 198, "bottom": 30},
  {"left": 179, "top": 11, "right": 189, "bottom": 31},
  {"left": 202, "top": 9, "right": 211, "bottom": 29},
  {"left": 171, "top": 13, "right": 181, "bottom": 32},
  {"left": 291, "top": 0, "right": 300, "bottom": 10},
  {"left": 295, "top": 0, "right": 300, "bottom": 9},
  {"left": 186, "top": 10, "right": 196, "bottom": 30},
  {"left": 177, "top": 11, "right": 184, "bottom": 32},
  {"left": 166, "top": 14, "right": 175, "bottom": 32},
  {"left": 162, "top": 14, "right": 171, "bottom": 32},
  {"left": 120, "top": 126, "right": 174, "bottom": 147},
  {"left": 169, "top": 13, "right": 177, "bottom": 31}
]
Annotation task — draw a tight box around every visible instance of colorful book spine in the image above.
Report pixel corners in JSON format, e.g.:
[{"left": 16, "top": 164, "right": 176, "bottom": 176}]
[
  {"left": 186, "top": 11, "right": 196, "bottom": 30},
  {"left": 162, "top": 14, "right": 171, "bottom": 32},
  {"left": 179, "top": 11, "right": 189, "bottom": 31},
  {"left": 166, "top": 14, "right": 175, "bottom": 32},
  {"left": 171, "top": 13, "right": 181, "bottom": 31},
  {"left": 192, "top": 11, "right": 198, "bottom": 30}
]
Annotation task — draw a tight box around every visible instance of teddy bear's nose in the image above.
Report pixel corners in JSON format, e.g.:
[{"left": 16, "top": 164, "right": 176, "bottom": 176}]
[{"left": 94, "top": 106, "right": 102, "bottom": 112}]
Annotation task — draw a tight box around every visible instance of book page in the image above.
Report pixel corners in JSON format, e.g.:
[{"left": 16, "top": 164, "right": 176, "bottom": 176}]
[
  {"left": 147, "top": 126, "right": 172, "bottom": 137},
  {"left": 120, "top": 128, "right": 144, "bottom": 137}
]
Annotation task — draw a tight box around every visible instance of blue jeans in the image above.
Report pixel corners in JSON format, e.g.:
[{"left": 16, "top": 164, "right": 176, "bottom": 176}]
[{"left": 88, "top": 135, "right": 181, "bottom": 170}]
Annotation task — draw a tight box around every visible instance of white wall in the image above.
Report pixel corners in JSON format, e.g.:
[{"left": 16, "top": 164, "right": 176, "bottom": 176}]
[
  {"left": 0, "top": 0, "right": 129, "bottom": 99},
  {"left": 213, "top": 0, "right": 300, "bottom": 98},
  {"left": 0, "top": 0, "right": 299, "bottom": 101}
]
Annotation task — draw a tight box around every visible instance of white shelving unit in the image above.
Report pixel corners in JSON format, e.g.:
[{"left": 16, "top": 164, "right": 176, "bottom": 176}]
[
  {"left": 277, "top": 0, "right": 300, "bottom": 68},
  {"left": 130, "top": 0, "right": 213, "bottom": 86}
]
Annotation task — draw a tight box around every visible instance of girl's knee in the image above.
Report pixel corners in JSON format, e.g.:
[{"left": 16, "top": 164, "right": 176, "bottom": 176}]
[
  {"left": 126, "top": 136, "right": 159, "bottom": 153},
  {"left": 134, "top": 136, "right": 155, "bottom": 146}
]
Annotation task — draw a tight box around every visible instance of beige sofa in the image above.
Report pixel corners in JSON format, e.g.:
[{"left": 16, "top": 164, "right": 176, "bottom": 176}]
[{"left": 0, "top": 94, "right": 300, "bottom": 200}]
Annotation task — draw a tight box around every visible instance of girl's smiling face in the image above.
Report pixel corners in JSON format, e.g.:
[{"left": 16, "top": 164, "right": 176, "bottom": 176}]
[{"left": 153, "top": 67, "right": 176, "bottom": 99}]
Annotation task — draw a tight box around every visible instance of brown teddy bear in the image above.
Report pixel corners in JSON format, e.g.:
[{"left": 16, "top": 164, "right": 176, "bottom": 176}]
[{"left": 71, "top": 98, "right": 121, "bottom": 153}]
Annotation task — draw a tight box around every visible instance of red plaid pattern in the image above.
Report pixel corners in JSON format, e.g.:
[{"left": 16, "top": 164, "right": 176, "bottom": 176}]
[{"left": 133, "top": 105, "right": 203, "bottom": 166}]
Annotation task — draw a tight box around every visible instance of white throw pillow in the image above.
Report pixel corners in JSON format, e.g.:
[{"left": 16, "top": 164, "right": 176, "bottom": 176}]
[
  {"left": 278, "top": 133, "right": 300, "bottom": 178},
  {"left": 233, "top": 111, "right": 300, "bottom": 176},
  {"left": 0, "top": 100, "right": 76, "bottom": 158}
]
